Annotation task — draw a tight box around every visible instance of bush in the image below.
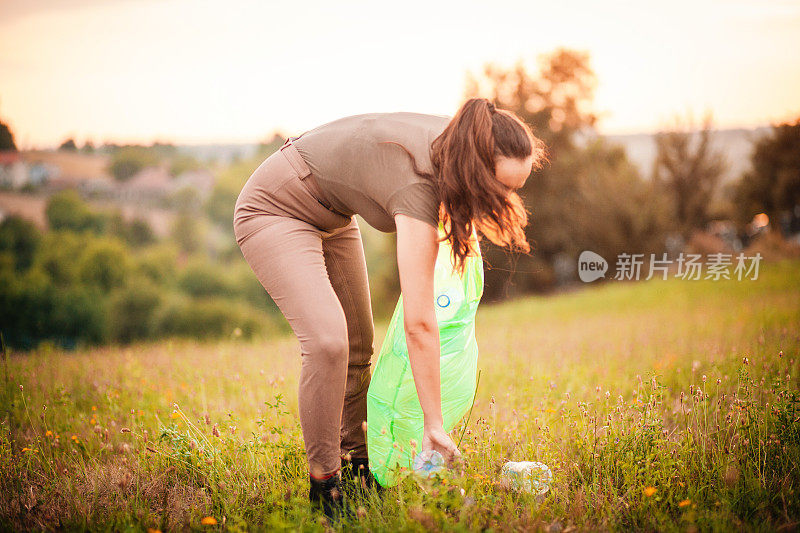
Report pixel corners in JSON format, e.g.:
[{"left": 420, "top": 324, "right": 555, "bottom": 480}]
[
  {"left": 177, "top": 260, "right": 234, "bottom": 298},
  {"left": 109, "top": 280, "right": 162, "bottom": 343},
  {"left": 155, "top": 296, "right": 267, "bottom": 340},
  {"left": 77, "top": 237, "right": 129, "bottom": 291},
  {"left": 135, "top": 245, "right": 178, "bottom": 285},
  {"left": 0, "top": 269, "right": 107, "bottom": 349},
  {"left": 0, "top": 216, "right": 40, "bottom": 271},
  {"left": 33, "top": 231, "right": 84, "bottom": 286},
  {"left": 49, "top": 285, "right": 108, "bottom": 345}
]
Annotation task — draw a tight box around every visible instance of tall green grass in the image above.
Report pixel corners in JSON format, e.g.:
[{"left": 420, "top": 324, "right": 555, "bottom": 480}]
[{"left": 2, "top": 260, "right": 798, "bottom": 531}]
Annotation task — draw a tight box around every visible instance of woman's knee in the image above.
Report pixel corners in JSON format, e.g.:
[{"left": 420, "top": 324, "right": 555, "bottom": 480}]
[{"left": 304, "top": 332, "right": 349, "bottom": 366}]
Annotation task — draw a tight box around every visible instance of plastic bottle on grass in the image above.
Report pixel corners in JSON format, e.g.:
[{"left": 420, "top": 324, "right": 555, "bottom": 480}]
[
  {"left": 413, "top": 450, "right": 445, "bottom": 478},
  {"left": 501, "top": 461, "right": 553, "bottom": 494}
]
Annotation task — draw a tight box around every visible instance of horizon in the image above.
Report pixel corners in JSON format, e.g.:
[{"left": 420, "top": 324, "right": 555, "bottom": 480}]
[
  {"left": 4, "top": 121, "right": 787, "bottom": 153},
  {"left": 1, "top": 0, "right": 799, "bottom": 150}
]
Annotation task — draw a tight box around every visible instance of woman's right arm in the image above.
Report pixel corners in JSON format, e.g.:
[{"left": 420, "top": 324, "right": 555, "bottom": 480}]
[{"left": 395, "top": 214, "right": 461, "bottom": 463}]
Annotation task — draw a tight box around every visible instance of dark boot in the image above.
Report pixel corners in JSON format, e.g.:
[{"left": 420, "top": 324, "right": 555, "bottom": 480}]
[
  {"left": 309, "top": 472, "right": 348, "bottom": 522},
  {"left": 341, "top": 457, "right": 384, "bottom": 497}
]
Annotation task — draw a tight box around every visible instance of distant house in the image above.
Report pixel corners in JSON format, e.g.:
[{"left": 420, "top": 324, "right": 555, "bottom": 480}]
[
  {"left": 21, "top": 150, "right": 109, "bottom": 189},
  {"left": 0, "top": 151, "right": 28, "bottom": 189},
  {"left": 118, "top": 166, "right": 173, "bottom": 203}
]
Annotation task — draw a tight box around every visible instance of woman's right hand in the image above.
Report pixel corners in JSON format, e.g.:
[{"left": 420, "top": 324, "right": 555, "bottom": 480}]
[{"left": 422, "top": 424, "right": 462, "bottom": 465}]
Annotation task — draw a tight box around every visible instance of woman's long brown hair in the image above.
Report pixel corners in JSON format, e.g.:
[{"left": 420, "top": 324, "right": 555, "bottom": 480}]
[{"left": 381, "top": 97, "right": 548, "bottom": 277}]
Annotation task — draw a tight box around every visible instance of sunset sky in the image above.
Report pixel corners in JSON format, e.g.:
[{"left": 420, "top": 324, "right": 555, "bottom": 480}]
[{"left": 1, "top": 0, "right": 798, "bottom": 149}]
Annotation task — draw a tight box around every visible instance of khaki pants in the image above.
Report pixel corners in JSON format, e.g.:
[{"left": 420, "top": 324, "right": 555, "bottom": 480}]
[{"left": 233, "top": 140, "right": 375, "bottom": 477}]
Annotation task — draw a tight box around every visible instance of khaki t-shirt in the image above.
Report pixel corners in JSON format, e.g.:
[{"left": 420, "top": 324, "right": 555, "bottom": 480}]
[{"left": 291, "top": 112, "right": 452, "bottom": 233}]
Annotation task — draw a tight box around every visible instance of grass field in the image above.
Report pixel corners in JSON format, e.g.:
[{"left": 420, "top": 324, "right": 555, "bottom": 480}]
[{"left": 2, "top": 260, "right": 799, "bottom": 531}]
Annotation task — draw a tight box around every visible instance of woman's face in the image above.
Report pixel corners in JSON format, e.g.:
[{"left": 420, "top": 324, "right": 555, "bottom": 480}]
[{"left": 495, "top": 154, "right": 534, "bottom": 192}]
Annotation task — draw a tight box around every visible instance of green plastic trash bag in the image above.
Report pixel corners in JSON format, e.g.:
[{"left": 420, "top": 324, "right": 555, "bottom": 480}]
[{"left": 366, "top": 221, "right": 484, "bottom": 488}]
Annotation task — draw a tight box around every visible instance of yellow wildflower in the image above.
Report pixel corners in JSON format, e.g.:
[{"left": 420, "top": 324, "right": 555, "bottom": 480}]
[
  {"left": 643, "top": 486, "right": 657, "bottom": 497},
  {"left": 678, "top": 499, "right": 691, "bottom": 507},
  {"left": 45, "top": 430, "right": 53, "bottom": 437},
  {"left": 170, "top": 411, "right": 181, "bottom": 419},
  {"left": 200, "top": 516, "right": 217, "bottom": 525}
]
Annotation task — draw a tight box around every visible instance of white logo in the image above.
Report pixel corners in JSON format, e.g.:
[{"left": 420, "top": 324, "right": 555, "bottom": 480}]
[{"left": 578, "top": 250, "right": 607, "bottom": 282}]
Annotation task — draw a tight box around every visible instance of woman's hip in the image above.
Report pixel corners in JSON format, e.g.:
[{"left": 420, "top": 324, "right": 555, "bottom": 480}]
[{"left": 233, "top": 142, "right": 352, "bottom": 246}]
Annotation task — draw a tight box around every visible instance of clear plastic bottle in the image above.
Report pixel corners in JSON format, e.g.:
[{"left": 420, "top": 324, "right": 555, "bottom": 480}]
[
  {"left": 413, "top": 450, "right": 445, "bottom": 478},
  {"left": 501, "top": 461, "right": 553, "bottom": 494}
]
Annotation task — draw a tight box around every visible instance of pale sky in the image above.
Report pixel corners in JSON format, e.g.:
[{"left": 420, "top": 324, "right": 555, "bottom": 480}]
[{"left": 1, "top": 0, "right": 798, "bottom": 149}]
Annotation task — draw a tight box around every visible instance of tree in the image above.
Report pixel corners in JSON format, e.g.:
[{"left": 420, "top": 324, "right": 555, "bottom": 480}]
[
  {"left": 59, "top": 138, "right": 78, "bottom": 151},
  {"left": 464, "top": 48, "right": 601, "bottom": 298},
  {"left": 109, "top": 146, "right": 159, "bottom": 181},
  {"left": 734, "top": 117, "right": 800, "bottom": 234},
  {"left": 81, "top": 140, "right": 95, "bottom": 154},
  {"left": 652, "top": 112, "right": 728, "bottom": 238},
  {"left": 171, "top": 213, "right": 203, "bottom": 253},
  {"left": 169, "top": 154, "right": 201, "bottom": 176},
  {"left": 0, "top": 119, "right": 17, "bottom": 151},
  {"left": 465, "top": 47, "right": 598, "bottom": 158},
  {"left": 45, "top": 190, "right": 105, "bottom": 233}
]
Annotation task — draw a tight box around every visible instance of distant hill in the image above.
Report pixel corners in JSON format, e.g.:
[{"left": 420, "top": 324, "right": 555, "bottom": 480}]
[
  {"left": 171, "top": 126, "right": 773, "bottom": 186},
  {"left": 175, "top": 143, "right": 261, "bottom": 166},
  {"left": 578, "top": 126, "right": 772, "bottom": 184}
]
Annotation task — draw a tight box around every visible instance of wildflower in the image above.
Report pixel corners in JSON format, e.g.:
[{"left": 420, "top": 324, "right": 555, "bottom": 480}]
[
  {"left": 716, "top": 378, "right": 721, "bottom": 385},
  {"left": 200, "top": 516, "right": 217, "bottom": 525},
  {"left": 643, "top": 486, "right": 657, "bottom": 497},
  {"left": 170, "top": 411, "right": 180, "bottom": 420},
  {"left": 702, "top": 375, "right": 706, "bottom": 383},
  {"left": 22, "top": 447, "right": 30, "bottom": 452},
  {"left": 92, "top": 406, "right": 97, "bottom": 411},
  {"left": 212, "top": 424, "right": 220, "bottom": 438},
  {"left": 678, "top": 499, "right": 691, "bottom": 507},
  {"left": 742, "top": 357, "right": 749, "bottom": 365},
  {"left": 45, "top": 430, "right": 53, "bottom": 437}
]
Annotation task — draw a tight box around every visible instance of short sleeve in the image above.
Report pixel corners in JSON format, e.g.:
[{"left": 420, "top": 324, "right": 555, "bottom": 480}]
[{"left": 387, "top": 181, "right": 440, "bottom": 230}]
